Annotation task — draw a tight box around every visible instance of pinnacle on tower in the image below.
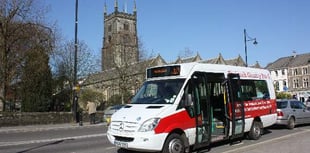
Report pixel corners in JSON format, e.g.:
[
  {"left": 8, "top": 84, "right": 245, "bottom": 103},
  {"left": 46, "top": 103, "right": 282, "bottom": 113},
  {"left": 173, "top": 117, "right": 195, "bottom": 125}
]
[
  {"left": 104, "top": 1, "right": 107, "bottom": 16},
  {"left": 134, "top": 0, "right": 137, "bottom": 12},
  {"left": 114, "top": 0, "right": 118, "bottom": 12}
]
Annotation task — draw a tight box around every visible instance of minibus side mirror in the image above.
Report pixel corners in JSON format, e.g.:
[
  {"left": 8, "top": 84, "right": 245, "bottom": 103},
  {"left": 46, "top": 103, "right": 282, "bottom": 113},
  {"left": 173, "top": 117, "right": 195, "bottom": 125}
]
[{"left": 184, "top": 93, "right": 195, "bottom": 117}]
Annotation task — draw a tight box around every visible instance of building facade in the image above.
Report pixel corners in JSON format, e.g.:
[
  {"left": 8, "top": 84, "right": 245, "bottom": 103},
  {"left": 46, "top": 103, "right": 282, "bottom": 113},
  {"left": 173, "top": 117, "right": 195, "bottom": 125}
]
[{"left": 266, "top": 52, "right": 310, "bottom": 102}]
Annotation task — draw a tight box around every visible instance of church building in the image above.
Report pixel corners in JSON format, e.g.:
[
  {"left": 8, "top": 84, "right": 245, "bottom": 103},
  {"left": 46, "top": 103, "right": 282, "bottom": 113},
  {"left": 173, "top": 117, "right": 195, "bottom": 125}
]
[
  {"left": 82, "top": 0, "right": 256, "bottom": 105},
  {"left": 102, "top": 0, "right": 139, "bottom": 71}
]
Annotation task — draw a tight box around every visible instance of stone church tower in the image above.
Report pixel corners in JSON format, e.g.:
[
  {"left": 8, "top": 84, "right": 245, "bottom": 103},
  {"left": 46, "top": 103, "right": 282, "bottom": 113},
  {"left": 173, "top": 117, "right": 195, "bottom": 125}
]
[{"left": 102, "top": 0, "right": 139, "bottom": 71}]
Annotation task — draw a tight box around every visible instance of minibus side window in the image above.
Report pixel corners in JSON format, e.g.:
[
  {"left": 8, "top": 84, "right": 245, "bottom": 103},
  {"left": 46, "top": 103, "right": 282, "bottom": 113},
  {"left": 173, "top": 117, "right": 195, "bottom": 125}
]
[{"left": 239, "top": 80, "right": 269, "bottom": 100}]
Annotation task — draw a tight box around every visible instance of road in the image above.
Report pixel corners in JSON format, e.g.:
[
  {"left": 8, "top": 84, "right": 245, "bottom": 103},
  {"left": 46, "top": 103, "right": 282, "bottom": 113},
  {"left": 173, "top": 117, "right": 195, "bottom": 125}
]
[
  {"left": 0, "top": 124, "right": 112, "bottom": 153},
  {"left": 1, "top": 123, "right": 310, "bottom": 153},
  {"left": 207, "top": 125, "right": 310, "bottom": 153}
]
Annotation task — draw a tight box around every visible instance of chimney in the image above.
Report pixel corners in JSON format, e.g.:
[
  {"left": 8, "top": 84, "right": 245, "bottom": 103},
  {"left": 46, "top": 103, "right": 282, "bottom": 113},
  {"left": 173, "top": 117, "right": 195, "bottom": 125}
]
[{"left": 292, "top": 50, "right": 297, "bottom": 58}]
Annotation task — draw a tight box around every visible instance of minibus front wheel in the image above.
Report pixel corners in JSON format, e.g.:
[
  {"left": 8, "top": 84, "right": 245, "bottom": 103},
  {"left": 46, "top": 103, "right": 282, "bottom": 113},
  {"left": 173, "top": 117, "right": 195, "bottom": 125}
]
[
  {"left": 162, "top": 133, "right": 186, "bottom": 153},
  {"left": 248, "top": 121, "right": 262, "bottom": 140}
]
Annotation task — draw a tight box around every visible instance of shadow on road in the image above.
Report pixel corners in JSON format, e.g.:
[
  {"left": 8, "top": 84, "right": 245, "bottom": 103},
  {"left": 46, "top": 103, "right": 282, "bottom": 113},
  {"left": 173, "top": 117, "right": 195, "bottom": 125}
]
[
  {"left": 114, "top": 126, "right": 291, "bottom": 153},
  {"left": 268, "top": 123, "right": 310, "bottom": 130},
  {"left": 16, "top": 138, "right": 75, "bottom": 153}
]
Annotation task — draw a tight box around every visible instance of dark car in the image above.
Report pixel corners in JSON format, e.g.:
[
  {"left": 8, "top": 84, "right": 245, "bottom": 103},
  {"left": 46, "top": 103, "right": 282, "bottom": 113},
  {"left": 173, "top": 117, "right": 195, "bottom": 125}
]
[
  {"left": 103, "top": 104, "right": 124, "bottom": 124},
  {"left": 276, "top": 99, "right": 310, "bottom": 129}
]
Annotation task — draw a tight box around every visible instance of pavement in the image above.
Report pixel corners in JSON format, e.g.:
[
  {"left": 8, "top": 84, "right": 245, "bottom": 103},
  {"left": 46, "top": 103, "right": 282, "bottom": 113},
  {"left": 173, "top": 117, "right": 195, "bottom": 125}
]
[{"left": 0, "top": 122, "right": 107, "bottom": 133}]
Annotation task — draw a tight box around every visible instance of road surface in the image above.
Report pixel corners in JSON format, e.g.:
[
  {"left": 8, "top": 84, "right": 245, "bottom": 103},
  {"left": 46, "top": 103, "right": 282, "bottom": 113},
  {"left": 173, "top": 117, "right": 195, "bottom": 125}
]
[{"left": 1, "top": 123, "right": 310, "bottom": 153}]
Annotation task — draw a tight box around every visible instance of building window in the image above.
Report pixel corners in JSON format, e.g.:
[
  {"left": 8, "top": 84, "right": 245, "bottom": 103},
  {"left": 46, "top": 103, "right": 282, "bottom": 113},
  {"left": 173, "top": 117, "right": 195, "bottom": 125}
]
[
  {"left": 283, "top": 80, "right": 288, "bottom": 91},
  {"left": 275, "top": 71, "right": 278, "bottom": 76},
  {"left": 304, "top": 78, "right": 309, "bottom": 88},
  {"left": 275, "top": 81, "right": 279, "bottom": 91},
  {"left": 108, "top": 25, "right": 112, "bottom": 32},
  {"left": 303, "top": 67, "right": 308, "bottom": 75},
  {"left": 282, "top": 69, "right": 285, "bottom": 75},
  {"left": 293, "top": 79, "right": 299, "bottom": 88},
  {"left": 122, "top": 34, "right": 130, "bottom": 44},
  {"left": 124, "top": 23, "right": 129, "bottom": 30},
  {"left": 293, "top": 69, "right": 298, "bottom": 75}
]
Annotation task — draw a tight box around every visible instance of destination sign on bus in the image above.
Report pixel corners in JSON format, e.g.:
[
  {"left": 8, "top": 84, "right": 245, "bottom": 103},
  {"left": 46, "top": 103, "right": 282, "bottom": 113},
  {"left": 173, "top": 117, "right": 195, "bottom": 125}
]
[{"left": 147, "top": 66, "right": 180, "bottom": 78}]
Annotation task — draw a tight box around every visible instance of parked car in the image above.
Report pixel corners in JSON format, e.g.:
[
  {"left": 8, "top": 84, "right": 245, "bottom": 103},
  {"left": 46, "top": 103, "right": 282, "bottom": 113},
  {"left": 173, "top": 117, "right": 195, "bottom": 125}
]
[
  {"left": 103, "top": 104, "right": 124, "bottom": 124},
  {"left": 276, "top": 99, "right": 310, "bottom": 129}
]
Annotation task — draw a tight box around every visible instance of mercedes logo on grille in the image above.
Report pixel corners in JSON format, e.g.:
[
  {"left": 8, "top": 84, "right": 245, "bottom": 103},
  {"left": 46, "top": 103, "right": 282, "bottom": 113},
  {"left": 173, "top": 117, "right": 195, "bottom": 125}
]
[{"left": 119, "top": 122, "right": 124, "bottom": 131}]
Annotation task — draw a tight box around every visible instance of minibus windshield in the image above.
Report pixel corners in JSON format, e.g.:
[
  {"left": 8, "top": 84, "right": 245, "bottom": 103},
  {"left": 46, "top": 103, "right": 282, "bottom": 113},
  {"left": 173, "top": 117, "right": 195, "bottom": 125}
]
[{"left": 131, "top": 79, "right": 185, "bottom": 104}]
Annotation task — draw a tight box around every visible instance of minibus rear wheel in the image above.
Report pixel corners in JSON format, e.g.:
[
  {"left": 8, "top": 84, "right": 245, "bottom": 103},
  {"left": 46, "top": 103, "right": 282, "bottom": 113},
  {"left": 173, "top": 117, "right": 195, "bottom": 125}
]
[{"left": 162, "top": 133, "right": 185, "bottom": 153}]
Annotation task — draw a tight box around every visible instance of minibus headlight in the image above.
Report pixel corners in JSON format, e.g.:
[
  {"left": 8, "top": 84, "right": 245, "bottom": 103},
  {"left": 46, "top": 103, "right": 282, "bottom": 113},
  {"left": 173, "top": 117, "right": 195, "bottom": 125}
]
[{"left": 138, "top": 118, "right": 160, "bottom": 132}]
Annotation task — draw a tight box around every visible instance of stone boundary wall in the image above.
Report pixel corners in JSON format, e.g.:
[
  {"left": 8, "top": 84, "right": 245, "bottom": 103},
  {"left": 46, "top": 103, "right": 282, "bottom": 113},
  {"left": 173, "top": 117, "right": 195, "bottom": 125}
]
[{"left": 0, "top": 111, "right": 104, "bottom": 127}]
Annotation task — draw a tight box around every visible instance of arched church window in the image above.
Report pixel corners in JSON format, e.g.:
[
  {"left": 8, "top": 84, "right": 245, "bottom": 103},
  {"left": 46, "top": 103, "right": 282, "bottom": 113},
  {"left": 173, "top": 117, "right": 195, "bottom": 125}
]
[
  {"left": 123, "top": 34, "right": 130, "bottom": 43},
  {"left": 108, "top": 25, "right": 112, "bottom": 32},
  {"left": 124, "top": 23, "right": 129, "bottom": 31}
]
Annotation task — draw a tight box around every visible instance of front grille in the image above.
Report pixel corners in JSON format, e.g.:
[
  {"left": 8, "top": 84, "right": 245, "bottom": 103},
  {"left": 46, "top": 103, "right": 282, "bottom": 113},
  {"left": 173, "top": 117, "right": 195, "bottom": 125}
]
[{"left": 111, "top": 121, "right": 139, "bottom": 134}]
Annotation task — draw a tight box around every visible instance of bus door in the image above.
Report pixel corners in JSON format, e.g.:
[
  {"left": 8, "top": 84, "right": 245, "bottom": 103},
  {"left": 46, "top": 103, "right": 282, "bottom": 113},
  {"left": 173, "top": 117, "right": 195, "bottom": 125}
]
[
  {"left": 190, "top": 72, "right": 211, "bottom": 149},
  {"left": 227, "top": 73, "right": 245, "bottom": 139},
  {"left": 206, "top": 73, "right": 229, "bottom": 142}
]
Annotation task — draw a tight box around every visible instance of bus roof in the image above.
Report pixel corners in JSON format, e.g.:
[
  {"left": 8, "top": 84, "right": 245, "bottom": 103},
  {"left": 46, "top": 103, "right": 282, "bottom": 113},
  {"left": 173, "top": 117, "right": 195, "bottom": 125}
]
[{"left": 146, "top": 62, "right": 271, "bottom": 80}]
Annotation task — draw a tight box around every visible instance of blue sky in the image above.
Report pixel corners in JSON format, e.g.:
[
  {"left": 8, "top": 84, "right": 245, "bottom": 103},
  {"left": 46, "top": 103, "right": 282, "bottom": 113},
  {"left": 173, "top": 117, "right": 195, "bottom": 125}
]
[{"left": 43, "top": 0, "right": 310, "bottom": 67}]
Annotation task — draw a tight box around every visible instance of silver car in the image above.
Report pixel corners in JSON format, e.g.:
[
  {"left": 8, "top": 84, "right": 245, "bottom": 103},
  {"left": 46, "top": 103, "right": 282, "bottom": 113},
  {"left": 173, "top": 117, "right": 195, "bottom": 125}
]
[
  {"left": 103, "top": 104, "right": 124, "bottom": 124},
  {"left": 276, "top": 99, "right": 310, "bottom": 129}
]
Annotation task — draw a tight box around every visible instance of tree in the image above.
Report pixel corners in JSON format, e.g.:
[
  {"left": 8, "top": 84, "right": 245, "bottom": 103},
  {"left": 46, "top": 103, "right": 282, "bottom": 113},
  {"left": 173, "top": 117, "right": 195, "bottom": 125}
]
[
  {"left": 276, "top": 92, "right": 292, "bottom": 99},
  {"left": 79, "top": 88, "right": 104, "bottom": 110},
  {"left": 178, "top": 47, "right": 194, "bottom": 58},
  {"left": 21, "top": 45, "right": 53, "bottom": 112},
  {"left": 52, "top": 40, "right": 100, "bottom": 84},
  {"left": 138, "top": 36, "right": 155, "bottom": 61},
  {"left": 51, "top": 40, "right": 100, "bottom": 111},
  {"left": 0, "top": 0, "right": 54, "bottom": 111}
]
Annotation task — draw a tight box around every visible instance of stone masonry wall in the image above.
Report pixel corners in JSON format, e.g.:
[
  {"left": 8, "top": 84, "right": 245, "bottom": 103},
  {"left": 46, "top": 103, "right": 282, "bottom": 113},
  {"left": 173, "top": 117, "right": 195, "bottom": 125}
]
[{"left": 0, "top": 111, "right": 104, "bottom": 127}]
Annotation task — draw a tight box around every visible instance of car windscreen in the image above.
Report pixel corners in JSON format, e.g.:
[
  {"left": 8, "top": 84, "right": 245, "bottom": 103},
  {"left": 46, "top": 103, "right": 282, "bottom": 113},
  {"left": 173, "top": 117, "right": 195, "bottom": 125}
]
[
  {"left": 131, "top": 79, "right": 185, "bottom": 104},
  {"left": 276, "top": 101, "right": 288, "bottom": 109},
  {"left": 111, "top": 105, "right": 124, "bottom": 110}
]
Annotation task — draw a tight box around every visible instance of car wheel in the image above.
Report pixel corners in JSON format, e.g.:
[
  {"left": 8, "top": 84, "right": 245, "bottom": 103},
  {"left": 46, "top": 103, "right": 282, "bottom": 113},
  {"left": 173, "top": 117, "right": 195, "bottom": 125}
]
[
  {"left": 287, "top": 117, "right": 295, "bottom": 129},
  {"left": 248, "top": 121, "right": 262, "bottom": 140},
  {"left": 162, "top": 133, "right": 185, "bottom": 153}
]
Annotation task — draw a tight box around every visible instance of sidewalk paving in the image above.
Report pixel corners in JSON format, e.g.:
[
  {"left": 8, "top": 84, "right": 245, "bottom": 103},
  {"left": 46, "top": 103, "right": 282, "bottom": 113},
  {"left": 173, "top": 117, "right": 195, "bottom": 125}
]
[{"left": 0, "top": 122, "right": 107, "bottom": 133}]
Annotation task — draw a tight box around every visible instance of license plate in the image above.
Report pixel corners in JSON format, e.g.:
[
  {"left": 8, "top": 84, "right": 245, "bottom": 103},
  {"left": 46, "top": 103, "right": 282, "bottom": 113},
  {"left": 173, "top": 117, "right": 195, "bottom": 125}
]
[{"left": 114, "top": 140, "right": 128, "bottom": 148}]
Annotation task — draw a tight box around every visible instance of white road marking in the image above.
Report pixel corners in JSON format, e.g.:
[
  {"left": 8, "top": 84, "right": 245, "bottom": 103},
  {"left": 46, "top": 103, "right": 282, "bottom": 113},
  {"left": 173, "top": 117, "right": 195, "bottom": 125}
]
[{"left": 222, "top": 129, "right": 310, "bottom": 153}]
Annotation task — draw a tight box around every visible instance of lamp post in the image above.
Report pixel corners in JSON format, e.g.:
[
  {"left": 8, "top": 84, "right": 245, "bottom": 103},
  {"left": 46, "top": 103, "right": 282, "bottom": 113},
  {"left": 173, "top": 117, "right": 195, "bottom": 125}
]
[
  {"left": 73, "top": 0, "right": 79, "bottom": 123},
  {"left": 244, "top": 29, "right": 258, "bottom": 67}
]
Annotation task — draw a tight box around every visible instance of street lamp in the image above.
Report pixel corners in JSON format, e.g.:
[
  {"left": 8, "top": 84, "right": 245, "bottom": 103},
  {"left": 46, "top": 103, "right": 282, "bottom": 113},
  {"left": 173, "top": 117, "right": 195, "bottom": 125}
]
[
  {"left": 73, "top": 0, "right": 79, "bottom": 123},
  {"left": 244, "top": 29, "right": 258, "bottom": 67}
]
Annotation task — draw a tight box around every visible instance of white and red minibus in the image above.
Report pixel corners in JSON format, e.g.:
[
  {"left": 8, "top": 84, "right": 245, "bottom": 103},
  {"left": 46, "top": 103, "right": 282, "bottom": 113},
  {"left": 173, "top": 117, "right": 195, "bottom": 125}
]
[{"left": 107, "top": 62, "right": 277, "bottom": 153}]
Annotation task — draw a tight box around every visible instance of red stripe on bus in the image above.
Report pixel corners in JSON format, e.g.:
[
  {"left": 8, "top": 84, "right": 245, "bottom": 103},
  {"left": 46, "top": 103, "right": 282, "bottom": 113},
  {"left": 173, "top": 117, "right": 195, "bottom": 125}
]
[
  {"left": 154, "top": 99, "right": 277, "bottom": 134},
  {"left": 154, "top": 110, "right": 195, "bottom": 134}
]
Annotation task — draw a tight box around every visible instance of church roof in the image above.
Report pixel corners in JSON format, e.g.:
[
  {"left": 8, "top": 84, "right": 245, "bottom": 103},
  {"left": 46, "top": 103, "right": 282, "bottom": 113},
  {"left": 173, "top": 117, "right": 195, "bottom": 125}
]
[
  {"left": 174, "top": 53, "right": 202, "bottom": 64},
  {"left": 250, "top": 61, "right": 262, "bottom": 68},
  {"left": 82, "top": 53, "right": 262, "bottom": 86},
  {"left": 225, "top": 55, "right": 246, "bottom": 66},
  {"left": 82, "top": 54, "right": 167, "bottom": 86},
  {"left": 201, "top": 53, "right": 227, "bottom": 65}
]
